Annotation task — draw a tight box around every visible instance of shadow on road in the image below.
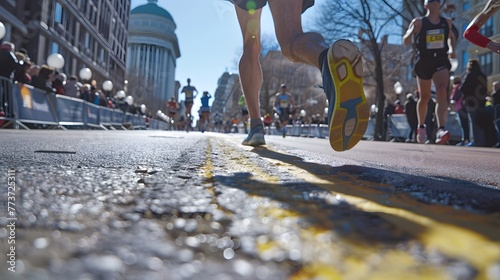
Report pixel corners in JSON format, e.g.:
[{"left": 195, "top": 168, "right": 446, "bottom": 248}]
[{"left": 215, "top": 146, "right": 500, "bottom": 244}]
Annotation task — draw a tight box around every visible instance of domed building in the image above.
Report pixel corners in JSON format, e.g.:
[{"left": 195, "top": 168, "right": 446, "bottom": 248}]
[{"left": 127, "top": 0, "right": 180, "bottom": 109}]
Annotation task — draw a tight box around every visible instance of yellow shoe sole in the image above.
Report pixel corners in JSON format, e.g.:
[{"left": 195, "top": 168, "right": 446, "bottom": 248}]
[{"left": 327, "top": 40, "right": 369, "bottom": 151}]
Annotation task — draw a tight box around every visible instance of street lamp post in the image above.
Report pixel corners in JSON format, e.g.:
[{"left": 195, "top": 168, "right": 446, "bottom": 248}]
[
  {"left": 125, "top": 96, "right": 134, "bottom": 106},
  {"left": 0, "top": 22, "right": 6, "bottom": 40},
  {"left": 115, "top": 90, "right": 127, "bottom": 112},
  {"left": 47, "top": 53, "right": 65, "bottom": 70},
  {"left": 79, "top": 67, "right": 92, "bottom": 84},
  {"left": 394, "top": 81, "right": 403, "bottom": 96},
  {"left": 102, "top": 80, "right": 113, "bottom": 98}
]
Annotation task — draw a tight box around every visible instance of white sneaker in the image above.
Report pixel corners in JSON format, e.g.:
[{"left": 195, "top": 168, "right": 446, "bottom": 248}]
[{"left": 417, "top": 126, "right": 427, "bottom": 144}]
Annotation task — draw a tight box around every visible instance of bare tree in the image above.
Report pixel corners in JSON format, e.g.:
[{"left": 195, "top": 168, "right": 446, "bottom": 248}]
[{"left": 312, "top": 0, "right": 428, "bottom": 140}]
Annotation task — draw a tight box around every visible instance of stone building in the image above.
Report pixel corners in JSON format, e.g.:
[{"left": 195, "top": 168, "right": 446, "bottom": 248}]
[
  {"left": 127, "top": 0, "right": 180, "bottom": 106},
  {"left": 0, "top": 0, "right": 130, "bottom": 90}
]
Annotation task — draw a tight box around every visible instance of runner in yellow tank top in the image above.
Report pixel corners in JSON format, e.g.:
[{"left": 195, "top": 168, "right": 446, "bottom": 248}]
[{"left": 181, "top": 78, "right": 198, "bottom": 120}]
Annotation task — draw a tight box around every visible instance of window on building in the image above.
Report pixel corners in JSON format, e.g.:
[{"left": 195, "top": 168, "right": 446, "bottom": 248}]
[
  {"left": 99, "top": 47, "right": 106, "bottom": 66},
  {"left": 51, "top": 42, "right": 60, "bottom": 54},
  {"left": 80, "top": 0, "right": 87, "bottom": 15},
  {"left": 54, "top": 2, "right": 63, "bottom": 24},
  {"left": 479, "top": 53, "right": 492, "bottom": 75},
  {"left": 84, "top": 32, "right": 90, "bottom": 49}
]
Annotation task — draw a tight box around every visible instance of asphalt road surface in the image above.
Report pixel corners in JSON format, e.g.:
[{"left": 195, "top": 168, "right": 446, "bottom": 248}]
[{"left": 1, "top": 130, "right": 499, "bottom": 280}]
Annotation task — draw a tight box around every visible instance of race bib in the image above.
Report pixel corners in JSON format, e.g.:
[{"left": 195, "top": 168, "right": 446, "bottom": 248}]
[
  {"left": 280, "top": 99, "right": 289, "bottom": 108},
  {"left": 426, "top": 29, "right": 445, "bottom": 49}
]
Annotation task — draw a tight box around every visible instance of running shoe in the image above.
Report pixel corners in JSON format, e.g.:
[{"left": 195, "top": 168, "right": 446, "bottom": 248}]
[
  {"left": 435, "top": 129, "right": 451, "bottom": 145},
  {"left": 322, "top": 39, "right": 369, "bottom": 151},
  {"left": 242, "top": 125, "right": 266, "bottom": 146},
  {"left": 417, "top": 126, "right": 427, "bottom": 144}
]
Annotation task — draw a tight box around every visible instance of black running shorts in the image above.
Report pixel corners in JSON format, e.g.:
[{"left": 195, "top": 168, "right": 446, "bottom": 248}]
[
  {"left": 231, "top": 0, "right": 314, "bottom": 13},
  {"left": 413, "top": 54, "right": 451, "bottom": 80}
]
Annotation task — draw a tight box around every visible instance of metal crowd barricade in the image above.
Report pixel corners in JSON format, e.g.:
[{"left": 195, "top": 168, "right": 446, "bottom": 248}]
[
  {"left": 363, "top": 118, "right": 375, "bottom": 140},
  {"left": 56, "top": 95, "right": 85, "bottom": 128},
  {"left": 387, "top": 112, "right": 462, "bottom": 141},
  {"left": 12, "top": 83, "right": 58, "bottom": 129},
  {"left": 0, "top": 78, "right": 172, "bottom": 130},
  {"left": 0, "top": 76, "right": 15, "bottom": 128},
  {"left": 387, "top": 114, "right": 410, "bottom": 139},
  {"left": 99, "top": 106, "right": 114, "bottom": 129}
]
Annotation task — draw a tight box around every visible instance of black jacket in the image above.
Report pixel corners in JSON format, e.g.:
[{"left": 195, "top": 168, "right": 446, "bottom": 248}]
[
  {"left": 459, "top": 70, "right": 487, "bottom": 108},
  {"left": 0, "top": 49, "right": 20, "bottom": 79}
]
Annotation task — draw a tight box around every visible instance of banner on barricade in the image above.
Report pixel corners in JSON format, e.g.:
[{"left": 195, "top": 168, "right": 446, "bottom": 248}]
[
  {"left": 112, "top": 109, "right": 124, "bottom": 125},
  {"left": 15, "top": 85, "right": 58, "bottom": 124},
  {"left": 388, "top": 115, "right": 410, "bottom": 138},
  {"left": 99, "top": 107, "right": 113, "bottom": 124},
  {"left": 86, "top": 103, "right": 100, "bottom": 126},
  {"left": 56, "top": 95, "right": 84, "bottom": 125}
]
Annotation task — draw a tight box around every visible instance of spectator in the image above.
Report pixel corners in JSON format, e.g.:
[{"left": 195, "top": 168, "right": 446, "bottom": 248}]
[
  {"left": 52, "top": 73, "right": 66, "bottom": 95},
  {"left": 394, "top": 100, "right": 404, "bottom": 114},
  {"left": 17, "top": 48, "right": 30, "bottom": 61},
  {"left": 166, "top": 96, "right": 179, "bottom": 119},
  {"left": 79, "top": 84, "right": 91, "bottom": 102},
  {"left": 14, "top": 60, "right": 33, "bottom": 85},
  {"left": 450, "top": 76, "right": 470, "bottom": 146},
  {"left": 383, "top": 100, "right": 395, "bottom": 140},
  {"left": 63, "top": 75, "right": 80, "bottom": 98},
  {"left": 458, "top": 59, "right": 497, "bottom": 147},
  {"left": 404, "top": 92, "right": 418, "bottom": 143},
  {"left": 89, "top": 86, "right": 98, "bottom": 103},
  {"left": 0, "top": 42, "right": 21, "bottom": 118},
  {"left": 31, "top": 65, "right": 56, "bottom": 94},
  {"left": 489, "top": 81, "right": 500, "bottom": 147},
  {"left": 29, "top": 65, "right": 40, "bottom": 77},
  {"left": 0, "top": 42, "right": 20, "bottom": 79},
  {"left": 98, "top": 90, "right": 107, "bottom": 107}
]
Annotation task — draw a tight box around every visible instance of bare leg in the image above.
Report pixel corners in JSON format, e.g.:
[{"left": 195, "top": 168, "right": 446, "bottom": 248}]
[
  {"left": 433, "top": 69, "right": 449, "bottom": 128},
  {"left": 234, "top": 6, "right": 263, "bottom": 121},
  {"left": 268, "top": 0, "right": 328, "bottom": 68},
  {"left": 416, "top": 78, "right": 432, "bottom": 126}
]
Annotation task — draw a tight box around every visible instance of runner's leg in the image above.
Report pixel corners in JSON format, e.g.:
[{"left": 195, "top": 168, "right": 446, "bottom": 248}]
[
  {"left": 268, "top": 0, "right": 328, "bottom": 68},
  {"left": 234, "top": 5, "right": 263, "bottom": 123},
  {"left": 433, "top": 69, "right": 449, "bottom": 128}
]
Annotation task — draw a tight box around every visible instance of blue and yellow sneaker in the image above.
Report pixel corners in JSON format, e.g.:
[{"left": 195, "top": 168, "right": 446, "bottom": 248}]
[{"left": 322, "top": 39, "right": 369, "bottom": 151}]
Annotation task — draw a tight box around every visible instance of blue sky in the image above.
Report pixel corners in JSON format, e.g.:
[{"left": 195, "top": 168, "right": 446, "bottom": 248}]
[{"left": 130, "top": 0, "right": 322, "bottom": 117}]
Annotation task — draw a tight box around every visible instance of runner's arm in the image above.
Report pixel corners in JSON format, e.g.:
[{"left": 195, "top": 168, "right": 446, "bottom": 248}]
[
  {"left": 403, "top": 18, "right": 421, "bottom": 46},
  {"left": 463, "top": 0, "right": 499, "bottom": 48},
  {"left": 447, "top": 18, "right": 456, "bottom": 58}
]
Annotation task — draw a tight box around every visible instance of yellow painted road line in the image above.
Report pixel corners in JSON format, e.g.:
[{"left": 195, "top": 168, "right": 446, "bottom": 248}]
[{"left": 206, "top": 136, "right": 500, "bottom": 279}]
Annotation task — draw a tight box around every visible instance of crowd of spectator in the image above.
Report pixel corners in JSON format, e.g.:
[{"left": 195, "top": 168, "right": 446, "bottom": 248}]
[{"left": 0, "top": 41, "right": 146, "bottom": 120}]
